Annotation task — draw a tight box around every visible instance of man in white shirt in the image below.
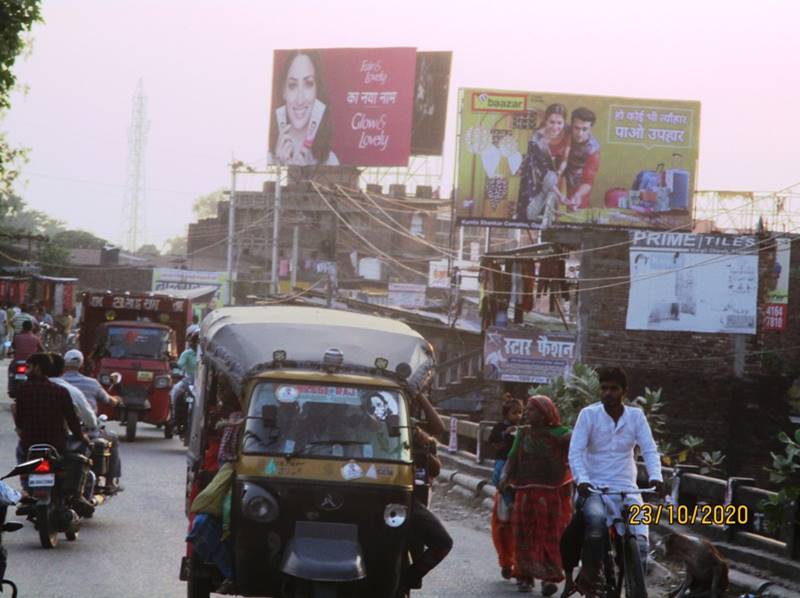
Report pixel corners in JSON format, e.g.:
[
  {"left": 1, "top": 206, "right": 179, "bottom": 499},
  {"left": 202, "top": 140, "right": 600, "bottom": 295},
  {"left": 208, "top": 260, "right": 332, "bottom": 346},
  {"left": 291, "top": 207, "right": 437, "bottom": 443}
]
[{"left": 565, "top": 366, "right": 664, "bottom": 589}]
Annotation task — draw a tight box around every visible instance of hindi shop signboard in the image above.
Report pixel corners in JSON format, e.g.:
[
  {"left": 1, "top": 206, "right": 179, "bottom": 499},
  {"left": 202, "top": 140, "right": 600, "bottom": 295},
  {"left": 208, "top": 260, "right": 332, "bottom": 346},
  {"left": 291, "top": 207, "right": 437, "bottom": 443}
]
[
  {"left": 483, "top": 327, "right": 576, "bottom": 384},
  {"left": 764, "top": 237, "right": 792, "bottom": 331},
  {"left": 268, "top": 48, "right": 417, "bottom": 167},
  {"left": 387, "top": 283, "right": 427, "bottom": 308},
  {"left": 455, "top": 88, "right": 700, "bottom": 231},
  {"left": 626, "top": 232, "right": 759, "bottom": 335},
  {"left": 151, "top": 269, "right": 228, "bottom": 310}
]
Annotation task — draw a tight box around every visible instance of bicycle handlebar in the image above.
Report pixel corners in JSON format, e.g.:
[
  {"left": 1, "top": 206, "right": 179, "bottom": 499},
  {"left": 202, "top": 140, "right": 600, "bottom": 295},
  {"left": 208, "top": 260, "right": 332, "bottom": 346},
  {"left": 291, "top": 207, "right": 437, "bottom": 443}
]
[{"left": 588, "top": 486, "right": 657, "bottom": 495}]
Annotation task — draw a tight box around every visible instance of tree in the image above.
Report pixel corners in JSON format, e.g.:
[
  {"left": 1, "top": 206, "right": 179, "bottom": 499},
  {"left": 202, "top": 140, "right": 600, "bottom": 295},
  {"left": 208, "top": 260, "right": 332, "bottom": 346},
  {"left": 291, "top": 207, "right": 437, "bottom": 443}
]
[
  {"left": 51, "top": 228, "right": 108, "bottom": 249},
  {"left": 0, "top": 0, "right": 42, "bottom": 216},
  {"left": 163, "top": 235, "right": 187, "bottom": 256},
  {"left": 192, "top": 190, "right": 225, "bottom": 219},
  {"left": 136, "top": 243, "right": 160, "bottom": 257}
]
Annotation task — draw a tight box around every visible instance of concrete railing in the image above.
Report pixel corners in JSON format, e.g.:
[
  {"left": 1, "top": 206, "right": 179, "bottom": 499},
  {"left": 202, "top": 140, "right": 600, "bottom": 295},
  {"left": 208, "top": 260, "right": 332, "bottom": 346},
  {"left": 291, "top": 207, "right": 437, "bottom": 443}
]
[{"left": 438, "top": 413, "right": 800, "bottom": 564}]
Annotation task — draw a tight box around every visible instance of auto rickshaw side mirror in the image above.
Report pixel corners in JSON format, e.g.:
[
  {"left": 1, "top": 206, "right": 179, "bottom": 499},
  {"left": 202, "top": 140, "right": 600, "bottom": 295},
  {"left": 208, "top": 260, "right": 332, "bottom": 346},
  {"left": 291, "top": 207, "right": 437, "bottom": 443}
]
[
  {"left": 261, "top": 405, "right": 278, "bottom": 428},
  {"left": 386, "top": 414, "right": 401, "bottom": 438}
]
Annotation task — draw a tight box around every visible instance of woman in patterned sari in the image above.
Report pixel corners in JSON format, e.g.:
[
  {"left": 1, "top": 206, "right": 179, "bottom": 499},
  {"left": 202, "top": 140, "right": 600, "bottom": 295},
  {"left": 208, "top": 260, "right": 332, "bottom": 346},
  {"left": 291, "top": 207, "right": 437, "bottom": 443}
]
[{"left": 500, "top": 394, "right": 573, "bottom": 594}]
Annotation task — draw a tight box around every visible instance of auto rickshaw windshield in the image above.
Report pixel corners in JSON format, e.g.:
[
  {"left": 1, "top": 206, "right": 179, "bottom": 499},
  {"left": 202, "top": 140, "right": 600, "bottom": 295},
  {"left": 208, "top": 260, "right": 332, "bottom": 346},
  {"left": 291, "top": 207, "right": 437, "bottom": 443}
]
[
  {"left": 102, "top": 326, "right": 172, "bottom": 360},
  {"left": 243, "top": 382, "right": 412, "bottom": 462}
]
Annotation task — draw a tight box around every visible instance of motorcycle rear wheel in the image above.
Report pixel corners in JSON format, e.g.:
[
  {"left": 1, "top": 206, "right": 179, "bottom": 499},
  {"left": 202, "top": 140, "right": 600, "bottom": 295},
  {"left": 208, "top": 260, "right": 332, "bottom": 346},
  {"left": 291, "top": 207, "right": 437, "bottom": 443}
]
[
  {"left": 36, "top": 505, "right": 58, "bottom": 549},
  {"left": 164, "top": 420, "right": 174, "bottom": 439}
]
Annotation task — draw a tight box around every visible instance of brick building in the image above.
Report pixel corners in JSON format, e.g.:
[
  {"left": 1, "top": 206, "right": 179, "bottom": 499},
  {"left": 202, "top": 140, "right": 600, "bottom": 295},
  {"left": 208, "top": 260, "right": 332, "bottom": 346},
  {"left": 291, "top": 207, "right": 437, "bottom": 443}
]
[{"left": 187, "top": 166, "right": 449, "bottom": 293}]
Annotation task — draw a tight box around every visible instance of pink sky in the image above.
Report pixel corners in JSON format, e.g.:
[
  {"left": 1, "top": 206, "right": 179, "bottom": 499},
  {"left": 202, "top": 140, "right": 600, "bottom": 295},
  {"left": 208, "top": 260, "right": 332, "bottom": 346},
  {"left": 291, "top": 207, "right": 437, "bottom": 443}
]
[{"left": 5, "top": 0, "right": 799, "bottom": 247}]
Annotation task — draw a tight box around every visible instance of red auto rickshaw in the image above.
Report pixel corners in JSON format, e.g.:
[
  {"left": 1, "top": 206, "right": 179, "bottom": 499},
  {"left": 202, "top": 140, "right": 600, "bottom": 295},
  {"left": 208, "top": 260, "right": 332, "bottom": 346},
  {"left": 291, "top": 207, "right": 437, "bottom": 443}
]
[{"left": 79, "top": 290, "right": 192, "bottom": 441}]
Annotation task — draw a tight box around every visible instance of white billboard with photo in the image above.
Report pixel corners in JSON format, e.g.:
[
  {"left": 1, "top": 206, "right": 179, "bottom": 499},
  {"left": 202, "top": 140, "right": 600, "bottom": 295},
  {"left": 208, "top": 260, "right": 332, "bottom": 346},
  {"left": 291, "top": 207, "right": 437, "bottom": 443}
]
[{"left": 625, "top": 232, "right": 758, "bottom": 334}]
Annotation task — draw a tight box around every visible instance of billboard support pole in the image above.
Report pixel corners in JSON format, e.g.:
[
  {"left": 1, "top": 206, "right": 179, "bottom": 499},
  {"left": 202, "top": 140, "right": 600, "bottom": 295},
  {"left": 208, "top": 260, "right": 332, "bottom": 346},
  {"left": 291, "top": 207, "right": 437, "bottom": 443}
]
[
  {"left": 226, "top": 160, "right": 239, "bottom": 306},
  {"left": 270, "top": 167, "right": 282, "bottom": 294},
  {"left": 290, "top": 224, "right": 299, "bottom": 289}
]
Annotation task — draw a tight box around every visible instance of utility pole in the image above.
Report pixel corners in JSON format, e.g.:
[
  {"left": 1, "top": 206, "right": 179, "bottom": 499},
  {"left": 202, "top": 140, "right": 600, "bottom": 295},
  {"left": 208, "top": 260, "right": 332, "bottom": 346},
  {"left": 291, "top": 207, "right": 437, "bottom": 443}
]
[
  {"left": 226, "top": 161, "right": 240, "bottom": 305},
  {"left": 270, "top": 167, "right": 282, "bottom": 294}
]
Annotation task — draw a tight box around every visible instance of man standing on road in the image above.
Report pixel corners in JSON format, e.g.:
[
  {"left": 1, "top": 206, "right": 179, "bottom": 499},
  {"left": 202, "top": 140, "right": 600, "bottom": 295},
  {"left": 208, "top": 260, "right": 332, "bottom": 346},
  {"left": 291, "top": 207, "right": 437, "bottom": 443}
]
[
  {"left": 62, "top": 349, "right": 124, "bottom": 492},
  {"left": 565, "top": 366, "right": 664, "bottom": 590}
]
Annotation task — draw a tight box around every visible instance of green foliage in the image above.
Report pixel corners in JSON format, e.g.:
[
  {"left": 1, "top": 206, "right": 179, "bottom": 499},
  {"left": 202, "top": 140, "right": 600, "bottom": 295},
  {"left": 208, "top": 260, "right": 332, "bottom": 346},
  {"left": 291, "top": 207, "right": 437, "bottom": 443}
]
[
  {"left": 0, "top": 0, "right": 42, "bottom": 215},
  {"left": 0, "top": 0, "right": 42, "bottom": 109},
  {"left": 760, "top": 428, "right": 800, "bottom": 533},
  {"left": 51, "top": 229, "right": 108, "bottom": 249},
  {"left": 631, "top": 386, "right": 667, "bottom": 439},
  {"left": 37, "top": 240, "right": 69, "bottom": 275},
  {"left": 530, "top": 362, "right": 599, "bottom": 427},
  {"left": 192, "top": 190, "right": 226, "bottom": 219},
  {"left": 163, "top": 235, "right": 187, "bottom": 256},
  {"left": 698, "top": 450, "right": 726, "bottom": 476}
]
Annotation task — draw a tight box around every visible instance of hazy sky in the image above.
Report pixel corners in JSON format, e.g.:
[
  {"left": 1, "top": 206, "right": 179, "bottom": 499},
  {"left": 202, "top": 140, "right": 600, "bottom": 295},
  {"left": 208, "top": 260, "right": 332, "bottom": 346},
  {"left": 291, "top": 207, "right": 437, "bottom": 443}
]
[{"left": 4, "top": 0, "right": 799, "bottom": 248}]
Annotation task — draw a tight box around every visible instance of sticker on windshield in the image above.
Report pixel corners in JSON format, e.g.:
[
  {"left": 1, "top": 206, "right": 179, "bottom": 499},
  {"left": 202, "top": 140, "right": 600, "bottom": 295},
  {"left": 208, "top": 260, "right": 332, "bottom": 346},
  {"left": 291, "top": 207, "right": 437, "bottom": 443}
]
[
  {"left": 283, "top": 440, "right": 295, "bottom": 453},
  {"left": 341, "top": 461, "right": 363, "bottom": 481},
  {"left": 276, "top": 385, "right": 299, "bottom": 403},
  {"left": 366, "top": 465, "right": 377, "bottom": 480},
  {"left": 366, "top": 391, "right": 398, "bottom": 421},
  {"left": 266, "top": 459, "right": 278, "bottom": 475},
  {"left": 362, "top": 445, "right": 373, "bottom": 458},
  {"left": 332, "top": 444, "right": 344, "bottom": 457}
]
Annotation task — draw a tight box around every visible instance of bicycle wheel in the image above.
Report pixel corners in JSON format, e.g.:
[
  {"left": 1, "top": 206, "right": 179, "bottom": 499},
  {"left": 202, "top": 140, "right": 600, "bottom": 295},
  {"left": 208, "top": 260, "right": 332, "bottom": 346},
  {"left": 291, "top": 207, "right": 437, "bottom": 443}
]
[{"left": 622, "top": 536, "right": 646, "bottom": 598}]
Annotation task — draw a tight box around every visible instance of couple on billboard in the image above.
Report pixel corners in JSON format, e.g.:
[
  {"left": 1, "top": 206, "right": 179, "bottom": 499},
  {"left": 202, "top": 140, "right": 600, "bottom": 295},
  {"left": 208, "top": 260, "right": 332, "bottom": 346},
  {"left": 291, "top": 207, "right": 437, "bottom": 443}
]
[
  {"left": 269, "top": 50, "right": 340, "bottom": 167},
  {"left": 515, "top": 104, "right": 600, "bottom": 226}
]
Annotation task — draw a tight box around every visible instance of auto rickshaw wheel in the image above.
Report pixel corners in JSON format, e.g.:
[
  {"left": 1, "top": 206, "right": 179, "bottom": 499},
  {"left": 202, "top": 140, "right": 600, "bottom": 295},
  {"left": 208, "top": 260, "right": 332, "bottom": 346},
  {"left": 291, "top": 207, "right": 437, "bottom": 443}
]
[
  {"left": 125, "top": 410, "right": 138, "bottom": 442},
  {"left": 164, "top": 420, "right": 174, "bottom": 439}
]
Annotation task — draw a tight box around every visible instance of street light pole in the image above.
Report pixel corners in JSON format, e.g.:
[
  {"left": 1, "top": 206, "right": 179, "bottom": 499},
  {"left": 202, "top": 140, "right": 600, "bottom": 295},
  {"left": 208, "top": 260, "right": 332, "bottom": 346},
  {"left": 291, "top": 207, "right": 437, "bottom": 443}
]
[
  {"left": 270, "top": 166, "right": 282, "bottom": 294},
  {"left": 226, "top": 161, "right": 239, "bottom": 305}
]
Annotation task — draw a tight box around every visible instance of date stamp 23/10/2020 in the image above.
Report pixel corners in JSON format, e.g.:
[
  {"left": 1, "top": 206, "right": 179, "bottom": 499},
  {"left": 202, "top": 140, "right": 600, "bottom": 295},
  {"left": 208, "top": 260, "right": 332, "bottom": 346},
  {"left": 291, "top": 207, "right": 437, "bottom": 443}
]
[{"left": 627, "top": 503, "right": 749, "bottom": 526}]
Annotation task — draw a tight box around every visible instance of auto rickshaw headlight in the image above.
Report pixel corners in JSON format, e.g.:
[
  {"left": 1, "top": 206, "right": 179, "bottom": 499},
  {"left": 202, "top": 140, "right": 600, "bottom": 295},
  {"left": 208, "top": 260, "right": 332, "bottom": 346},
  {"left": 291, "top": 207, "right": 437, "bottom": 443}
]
[
  {"left": 154, "top": 375, "right": 171, "bottom": 389},
  {"left": 383, "top": 503, "right": 408, "bottom": 528},
  {"left": 242, "top": 482, "right": 279, "bottom": 523}
]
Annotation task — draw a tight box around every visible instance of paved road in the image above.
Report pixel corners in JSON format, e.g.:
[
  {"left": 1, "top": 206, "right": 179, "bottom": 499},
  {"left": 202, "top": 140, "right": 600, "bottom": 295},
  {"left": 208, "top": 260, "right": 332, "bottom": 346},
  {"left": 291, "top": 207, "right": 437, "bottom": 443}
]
[{"left": 0, "top": 358, "right": 515, "bottom": 597}]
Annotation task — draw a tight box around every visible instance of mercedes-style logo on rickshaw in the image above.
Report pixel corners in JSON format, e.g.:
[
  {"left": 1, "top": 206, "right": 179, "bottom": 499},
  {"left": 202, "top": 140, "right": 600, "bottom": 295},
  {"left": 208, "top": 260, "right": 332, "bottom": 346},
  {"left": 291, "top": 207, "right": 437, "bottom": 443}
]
[{"left": 320, "top": 492, "right": 344, "bottom": 511}]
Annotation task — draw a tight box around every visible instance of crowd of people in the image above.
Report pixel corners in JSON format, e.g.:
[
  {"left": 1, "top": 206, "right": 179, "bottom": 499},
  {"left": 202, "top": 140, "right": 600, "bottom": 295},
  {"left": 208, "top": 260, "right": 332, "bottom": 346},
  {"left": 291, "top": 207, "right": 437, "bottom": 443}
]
[
  {"left": 1, "top": 302, "right": 75, "bottom": 359},
  {"left": 489, "top": 367, "right": 664, "bottom": 595}
]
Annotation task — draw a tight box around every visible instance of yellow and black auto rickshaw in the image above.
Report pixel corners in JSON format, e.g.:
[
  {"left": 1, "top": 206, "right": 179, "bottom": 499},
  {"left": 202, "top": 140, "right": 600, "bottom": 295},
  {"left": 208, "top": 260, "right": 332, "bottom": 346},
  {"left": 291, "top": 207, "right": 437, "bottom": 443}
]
[{"left": 181, "top": 306, "right": 435, "bottom": 598}]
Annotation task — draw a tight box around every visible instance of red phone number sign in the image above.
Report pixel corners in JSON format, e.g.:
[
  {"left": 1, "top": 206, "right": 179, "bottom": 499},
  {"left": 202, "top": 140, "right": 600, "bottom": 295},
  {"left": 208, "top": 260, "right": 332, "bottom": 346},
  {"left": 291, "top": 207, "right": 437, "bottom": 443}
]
[{"left": 763, "top": 304, "right": 787, "bottom": 331}]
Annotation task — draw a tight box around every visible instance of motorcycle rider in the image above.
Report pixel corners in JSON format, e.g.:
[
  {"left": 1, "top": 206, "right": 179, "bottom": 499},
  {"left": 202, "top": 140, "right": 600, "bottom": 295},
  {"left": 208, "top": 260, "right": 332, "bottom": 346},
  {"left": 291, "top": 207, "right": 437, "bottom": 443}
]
[
  {"left": 171, "top": 331, "right": 199, "bottom": 431},
  {"left": 7, "top": 320, "right": 44, "bottom": 398},
  {"left": 62, "top": 349, "right": 124, "bottom": 493},
  {"left": 13, "top": 353, "right": 94, "bottom": 517}
]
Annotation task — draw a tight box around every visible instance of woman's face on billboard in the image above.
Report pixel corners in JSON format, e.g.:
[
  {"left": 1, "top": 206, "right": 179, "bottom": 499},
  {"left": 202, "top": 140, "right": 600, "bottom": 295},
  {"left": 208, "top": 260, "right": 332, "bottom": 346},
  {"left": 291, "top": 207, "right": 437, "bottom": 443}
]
[
  {"left": 544, "top": 113, "right": 565, "bottom": 138},
  {"left": 284, "top": 54, "right": 317, "bottom": 131}
]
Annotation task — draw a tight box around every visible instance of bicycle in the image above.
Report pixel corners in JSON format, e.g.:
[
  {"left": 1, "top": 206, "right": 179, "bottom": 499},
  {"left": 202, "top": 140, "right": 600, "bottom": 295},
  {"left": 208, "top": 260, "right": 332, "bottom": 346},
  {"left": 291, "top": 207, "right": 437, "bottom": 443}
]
[{"left": 563, "top": 486, "right": 656, "bottom": 598}]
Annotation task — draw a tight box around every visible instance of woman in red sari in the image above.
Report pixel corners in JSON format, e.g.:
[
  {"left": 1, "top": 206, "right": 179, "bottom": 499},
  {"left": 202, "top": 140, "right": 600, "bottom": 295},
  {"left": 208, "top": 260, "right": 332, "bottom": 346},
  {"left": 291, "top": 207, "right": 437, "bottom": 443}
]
[{"left": 500, "top": 394, "right": 573, "bottom": 594}]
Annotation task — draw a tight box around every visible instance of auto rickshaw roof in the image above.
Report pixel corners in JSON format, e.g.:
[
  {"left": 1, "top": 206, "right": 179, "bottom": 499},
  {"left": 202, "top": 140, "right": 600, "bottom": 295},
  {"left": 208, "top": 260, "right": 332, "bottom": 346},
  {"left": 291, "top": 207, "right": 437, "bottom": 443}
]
[{"left": 201, "top": 306, "right": 435, "bottom": 396}]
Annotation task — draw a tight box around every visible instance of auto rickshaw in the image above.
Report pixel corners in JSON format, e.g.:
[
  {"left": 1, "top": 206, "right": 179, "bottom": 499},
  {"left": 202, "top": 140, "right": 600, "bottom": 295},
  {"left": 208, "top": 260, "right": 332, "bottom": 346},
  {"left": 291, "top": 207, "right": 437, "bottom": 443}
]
[
  {"left": 181, "top": 306, "right": 435, "bottom": 598},
  {"left": 90, "top": 320, "right": 177, "bottom": 441}
]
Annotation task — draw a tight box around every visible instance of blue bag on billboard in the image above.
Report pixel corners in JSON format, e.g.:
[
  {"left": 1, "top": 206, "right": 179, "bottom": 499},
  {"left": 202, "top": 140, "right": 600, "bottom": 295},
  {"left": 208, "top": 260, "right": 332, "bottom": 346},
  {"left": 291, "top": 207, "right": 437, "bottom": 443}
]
[
  {"left": 632, "top": 163, "right": 665, "bottom": 192},
  {"left": 666, "top": 153, "right": 690, "bottom": 210}
]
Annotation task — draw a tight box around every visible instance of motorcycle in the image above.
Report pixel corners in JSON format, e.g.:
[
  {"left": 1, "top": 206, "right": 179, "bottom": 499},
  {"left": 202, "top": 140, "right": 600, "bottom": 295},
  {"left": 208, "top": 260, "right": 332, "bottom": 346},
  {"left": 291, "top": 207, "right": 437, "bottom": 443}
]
[
  {"left": 6, "top": 360, "right": 27, "bottom": 400},
  {"left": 170, "top": 372, "right": 195, "bottom": 447},
  {"left": 23, "top": 441, "right": 95, "bottom": 548},
  {"left": 0, "top": 458, "right": 45, "bottom": 597}
]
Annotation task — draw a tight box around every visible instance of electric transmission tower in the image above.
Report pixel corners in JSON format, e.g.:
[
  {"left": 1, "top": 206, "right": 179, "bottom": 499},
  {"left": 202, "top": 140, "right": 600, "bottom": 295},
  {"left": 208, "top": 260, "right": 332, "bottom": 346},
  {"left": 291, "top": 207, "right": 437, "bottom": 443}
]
[{"left": 122, "top": 79, "right": 149, "bottom": 252}]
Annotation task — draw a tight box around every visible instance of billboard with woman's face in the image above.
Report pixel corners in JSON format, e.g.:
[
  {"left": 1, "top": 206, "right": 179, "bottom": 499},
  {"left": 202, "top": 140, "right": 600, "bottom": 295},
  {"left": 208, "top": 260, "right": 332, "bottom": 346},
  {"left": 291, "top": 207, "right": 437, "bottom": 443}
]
[
  {"left": 455, "top": 88, "right": 701, "bottom": 231},
  {"left": 268, "top": 48, "right": 417, "bottom": 167}
]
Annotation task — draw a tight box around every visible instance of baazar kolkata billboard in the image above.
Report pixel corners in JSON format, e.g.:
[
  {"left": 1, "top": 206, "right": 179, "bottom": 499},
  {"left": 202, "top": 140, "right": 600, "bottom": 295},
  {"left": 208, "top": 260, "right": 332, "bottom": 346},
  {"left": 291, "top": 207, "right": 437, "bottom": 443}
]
[
  {"left": 455, "top": 88, "right": 701, "bottom": 231},
  {"left": 268, "top": 48, "right": 452, "bottom": 167}
]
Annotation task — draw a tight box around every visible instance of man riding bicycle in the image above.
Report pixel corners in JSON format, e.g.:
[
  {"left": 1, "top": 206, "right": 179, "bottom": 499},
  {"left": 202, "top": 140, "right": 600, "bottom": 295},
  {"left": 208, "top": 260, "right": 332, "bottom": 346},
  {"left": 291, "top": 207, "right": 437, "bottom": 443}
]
[{"left": 563, "top": 366, "right": 664, "bottom": 592}]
